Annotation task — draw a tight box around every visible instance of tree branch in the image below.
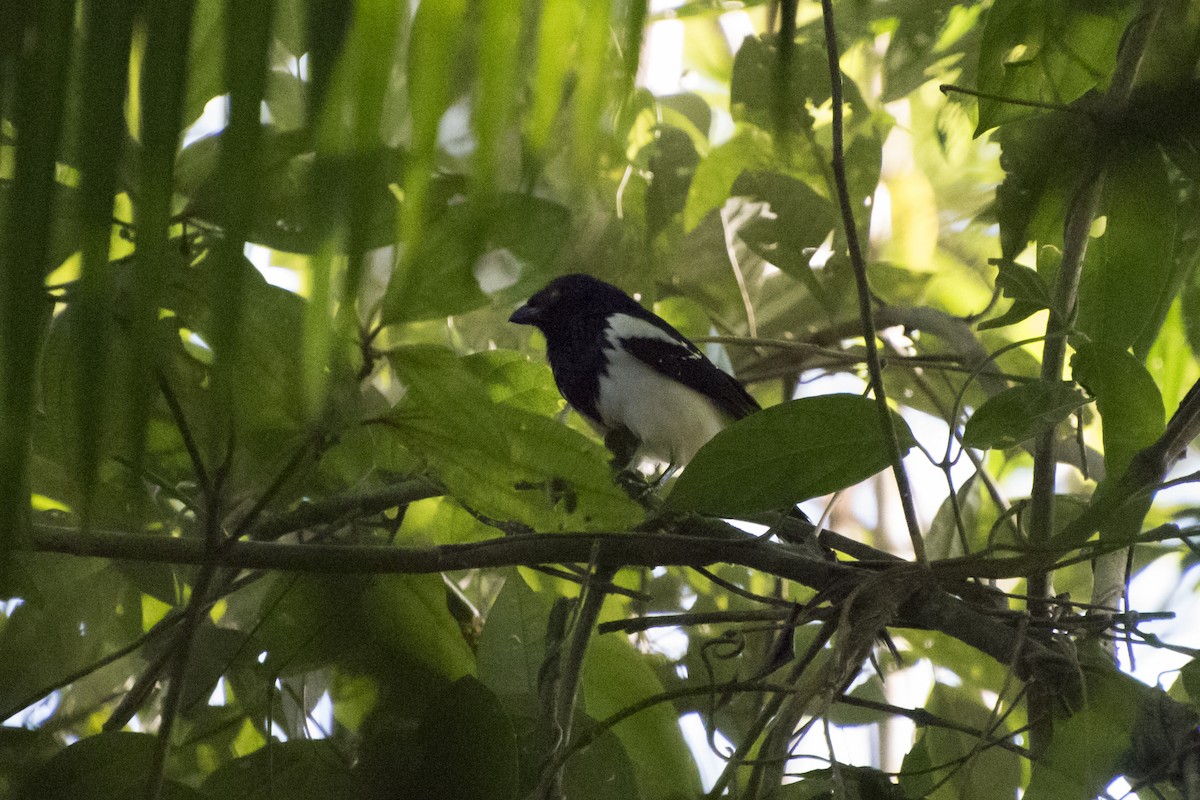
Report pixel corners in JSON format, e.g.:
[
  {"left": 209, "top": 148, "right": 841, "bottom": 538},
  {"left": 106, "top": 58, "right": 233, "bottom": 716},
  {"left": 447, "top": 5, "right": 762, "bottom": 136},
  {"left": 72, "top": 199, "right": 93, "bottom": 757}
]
[{"left": 814, "top": 3, "right": 929, "bottom": 561}]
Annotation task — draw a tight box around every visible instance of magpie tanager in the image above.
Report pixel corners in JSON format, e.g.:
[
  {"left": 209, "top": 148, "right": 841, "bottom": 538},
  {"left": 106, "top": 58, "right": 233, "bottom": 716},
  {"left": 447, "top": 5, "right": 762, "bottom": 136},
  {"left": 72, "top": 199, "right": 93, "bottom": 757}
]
[{"left": 509, "top": 274, "right": 760, "bottom": 466}]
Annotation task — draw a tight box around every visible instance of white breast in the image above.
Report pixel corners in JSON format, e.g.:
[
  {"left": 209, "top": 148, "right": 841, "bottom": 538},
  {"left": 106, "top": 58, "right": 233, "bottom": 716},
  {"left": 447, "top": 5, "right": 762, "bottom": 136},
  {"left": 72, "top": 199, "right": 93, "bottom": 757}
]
[{"left": 594, "top": 315, "right": 728, "bottom": 465}]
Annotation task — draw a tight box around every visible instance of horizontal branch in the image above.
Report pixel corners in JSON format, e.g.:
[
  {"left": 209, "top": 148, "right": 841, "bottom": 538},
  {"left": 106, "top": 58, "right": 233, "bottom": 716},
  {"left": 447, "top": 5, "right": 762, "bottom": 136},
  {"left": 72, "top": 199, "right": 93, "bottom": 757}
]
[{"left": 26, "top": 521, "right": 1071, "bottom": 690}]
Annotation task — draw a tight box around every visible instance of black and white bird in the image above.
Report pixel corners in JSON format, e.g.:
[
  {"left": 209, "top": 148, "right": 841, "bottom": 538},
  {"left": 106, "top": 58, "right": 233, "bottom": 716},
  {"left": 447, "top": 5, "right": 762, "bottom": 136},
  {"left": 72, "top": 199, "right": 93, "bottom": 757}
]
[{"left": 509, "top": 274, "right": 760, "bottom": 467}]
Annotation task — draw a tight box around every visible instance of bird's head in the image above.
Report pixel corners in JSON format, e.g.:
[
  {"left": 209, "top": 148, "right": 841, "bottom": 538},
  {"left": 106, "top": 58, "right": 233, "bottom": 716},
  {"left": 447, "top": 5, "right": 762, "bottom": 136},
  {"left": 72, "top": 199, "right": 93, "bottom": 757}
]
[{"left": 509, "top": 274, "right": 641, "bottom": 334}]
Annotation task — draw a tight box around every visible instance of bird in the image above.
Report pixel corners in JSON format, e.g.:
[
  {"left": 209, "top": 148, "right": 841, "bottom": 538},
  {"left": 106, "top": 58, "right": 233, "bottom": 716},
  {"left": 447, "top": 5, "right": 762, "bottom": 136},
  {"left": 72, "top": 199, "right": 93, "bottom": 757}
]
[{"left": 509, "top": 273, "right": 760, "bottom": 467}]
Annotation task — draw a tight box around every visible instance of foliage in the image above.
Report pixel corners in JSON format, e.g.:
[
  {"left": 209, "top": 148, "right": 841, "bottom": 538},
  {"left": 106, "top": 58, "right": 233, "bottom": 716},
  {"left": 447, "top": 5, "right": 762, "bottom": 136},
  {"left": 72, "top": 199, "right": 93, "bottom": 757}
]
[{"left": 2, "top": 0, "right": 1200, "bottom": 798}]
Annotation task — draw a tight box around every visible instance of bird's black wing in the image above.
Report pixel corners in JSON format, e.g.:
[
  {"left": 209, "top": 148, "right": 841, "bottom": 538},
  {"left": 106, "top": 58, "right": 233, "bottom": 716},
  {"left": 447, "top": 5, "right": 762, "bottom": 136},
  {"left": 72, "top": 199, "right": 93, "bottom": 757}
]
[{"left": 618, "top": 327, "right": 760, "bottom": 421}]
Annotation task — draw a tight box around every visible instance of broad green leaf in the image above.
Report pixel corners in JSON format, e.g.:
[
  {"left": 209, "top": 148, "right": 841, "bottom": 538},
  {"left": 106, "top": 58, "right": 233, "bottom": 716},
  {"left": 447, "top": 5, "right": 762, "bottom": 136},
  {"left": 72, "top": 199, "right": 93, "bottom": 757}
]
[
  {"left": 899, "top": 733, "right": 937, "bottom": 800},
  {"left": 413, "top": 677, "right": 520, "bottom": 800},
  {"left": 17, "top": 732, "right": 201, "bottom": 800},
  {"left": 644, "top": 126, "right": 701, "bottom": 242},
  {"left": 683, "top": 125, "right": 778, "bottom": 231},
  {"left": 561, "top": 723, "right": 639, "bottom": 800},
  {"left": 1146, "top": 298, "right": 1200, "bottom": 412},
  {"left": 976, "top": 0, "right": 1133, "bottom": 131},
  {"left": 389, "top": 347, "right": 640, "bottom": 530},
  {"left": 1077, "top": 146, "right": 1176, "bottom": 352},
  {"left": 963, "top": 381, "right": 1088, "bottom": 449},
  {"left": 201, "top": 741, "right": 361, "bottom": 800},
  {"left": 734, "top": 171, "right": 838, "bottom": 309},
  {"left": 0, "top": 557, "right": 140, "bottom": 719},
  {"left": 390, "top": 344, "right": 511, "bottom": 464},
  {"left": 461, "top": 351, "right": 564, "bottom": 417},
  {"left": 979, "top": 255, "right": 1058, "bottom": 330},
  {"left": 362, "top": 574, "right": 477, "bottom": 682},
  {"left": 910, "top": 685, "right": 1021, "bottom": 800},
  {"left": 1, "top": 728, "right": 58, "bottom": 798},
  {"left": 991, "top": 112, "right": 1092, "bottom": 259},
  {"left": 1067, "top": 342, "right": 1165, "bottom": 549},
  {"left": 667, "top": 394, "right": 917, "bottom": 517},
  {"left": 1024, "top": 663, "right": 1153, "bottom": 800},
  {"left": 584, "top": 632, "right": 703, "bottom": 799},
  {"left": 1071, "top": 343, "right": 1165, "bottom": 479},
  {"left": 384, "top": 193, "right": 570, "bottom": 323},
  {"left": 477, "top": 570, "right": 551, "bottom": 704}
]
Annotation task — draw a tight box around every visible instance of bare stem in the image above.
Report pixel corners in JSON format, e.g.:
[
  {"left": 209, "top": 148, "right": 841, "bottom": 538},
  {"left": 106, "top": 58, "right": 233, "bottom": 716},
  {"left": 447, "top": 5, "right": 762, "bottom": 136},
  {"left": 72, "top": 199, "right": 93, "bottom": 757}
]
[{"left": 820, "top": 0, "right": 926, "bottom": 564}]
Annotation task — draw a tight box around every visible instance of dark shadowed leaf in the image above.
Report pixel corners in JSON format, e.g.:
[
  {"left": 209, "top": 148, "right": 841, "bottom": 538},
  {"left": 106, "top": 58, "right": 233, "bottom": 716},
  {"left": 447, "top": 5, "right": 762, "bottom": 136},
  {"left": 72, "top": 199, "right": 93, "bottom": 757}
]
[
  {"left": 1025, "top": 661, "right": 1159, "bottom": 800},
  {"left": 667, "top": 394, "right": 917, "bottom": 517},
  {"left": 201, "top": 741, "right": 362, "bottom": 800},
  {"left": 17, "top": 731, "right": 202, "bottom": 800},
  {"left": 963, "top": 381, "right": 1088, "bottom": 449},
  {"left": 1077, "top": 146, "right": 1176, "bottom": 352},
  {"left": 414, "top": 677, "right": 520, "bottom": 800}
]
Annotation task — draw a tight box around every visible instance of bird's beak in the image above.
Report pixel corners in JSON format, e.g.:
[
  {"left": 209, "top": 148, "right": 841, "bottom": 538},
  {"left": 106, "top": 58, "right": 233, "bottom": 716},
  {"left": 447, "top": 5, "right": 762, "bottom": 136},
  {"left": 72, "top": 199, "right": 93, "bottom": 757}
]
[{"left": 509, "top": 304, "right": 540, "bottom": 325}]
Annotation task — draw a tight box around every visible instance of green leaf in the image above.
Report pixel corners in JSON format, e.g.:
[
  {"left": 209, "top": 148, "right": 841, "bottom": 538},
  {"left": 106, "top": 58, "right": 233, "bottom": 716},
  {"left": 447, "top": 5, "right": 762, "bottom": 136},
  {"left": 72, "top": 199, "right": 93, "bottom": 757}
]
[
  {"left": 683, "top": 125, "right": 778, "bottom": 231},
  {"left": 979, "top": 256, "right": 1057, "bottom": 332},
  {"left": 389, "top": 347, "right": 640, "bottom": 531},
  {"left": 899, "top": 733, "right": 937, "bottom": 800},
  {"left": 390, "top": 345, "right": 511, "bottom": 463},
  {"left": 976, "top": 0, "right": 1133, "bottom": 131},
  {"left": 361, "top": 574, "right": 477, "bottom": 682},
  {"left": 477, "top": 570, "right": 552, "bottom": 705},
  {"left": 916, "top": 685, "right": 1021, "bottom": 800},
  {"left": 0, "top": 557, "right": 141, "bottom": 719},
  {"left": 561, "top": 723, "right": 639, "bottom": 800},
  {"left": 1067, "top": 342, "right": 1165, "bottom": 548},
  {"left": 991, "top": 112, "right": 1093, "bottom": 259},
  {"left": 734, "top": 171, "right": 838, "bottom": 309},
  {"left": 414, "top": 677, "right": 520, "bottom": 800},
  {"left": 1071, "top": 342, "right": 1165, "bottom": 479},
  {"left": 583, "top": 632, "right": 703, "bottom": 799},
  {"left": 16, "top": 732, "right": 199, "bottom": 800},
  {"left": 963, "top": 381, "right": 1088, "bottom": 449},
  {"left": 1025, "top": 665, "right": 1144, "bottom": 800},
  {"left": 667, "top": 394, "right": 917, "bottom": 517},
  {"left": 384, "top": 193, "right": 570, "bottom": 323},
  {"left": 201, "top": 741, "right": 362, "bottom": 800},
  {"left": 461, "top": 351, "right": 564, "bottom": 417},
  {"left": 1077, "top": 146, "right": 1177, "bottom": 352}
]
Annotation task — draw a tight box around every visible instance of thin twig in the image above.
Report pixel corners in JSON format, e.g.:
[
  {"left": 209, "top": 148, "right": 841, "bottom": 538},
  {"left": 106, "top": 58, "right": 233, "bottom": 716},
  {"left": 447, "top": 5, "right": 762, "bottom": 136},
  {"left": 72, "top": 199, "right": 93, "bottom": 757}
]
[
  {"left": 938, "top": 83, "right": 1087, "bottom": 115},
  {"left": 819, "top": 0, "right": 926, "bottom": 564},
  {"left": 156, "top": 369, "right": 210, "bottom": 494}
]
